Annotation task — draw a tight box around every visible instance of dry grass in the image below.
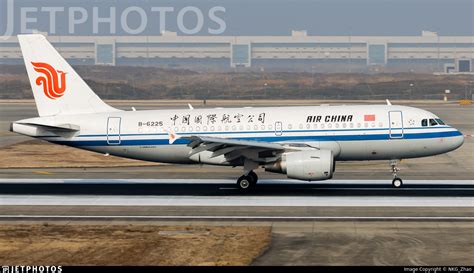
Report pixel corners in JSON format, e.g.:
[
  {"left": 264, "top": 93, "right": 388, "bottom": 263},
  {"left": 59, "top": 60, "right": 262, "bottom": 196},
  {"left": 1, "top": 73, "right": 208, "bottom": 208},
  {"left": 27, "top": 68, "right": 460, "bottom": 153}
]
[
  {"left": 0, "top": 140, "right": 159, "bottom": 168},
  {"left": 0, "top": 224, "right": 271, "bottom": 265}
]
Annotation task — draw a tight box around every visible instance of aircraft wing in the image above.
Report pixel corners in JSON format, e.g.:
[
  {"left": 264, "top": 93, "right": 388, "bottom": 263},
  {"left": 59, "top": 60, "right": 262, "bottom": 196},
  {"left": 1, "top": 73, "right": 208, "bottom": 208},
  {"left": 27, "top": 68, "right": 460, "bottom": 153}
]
[{"left": 178, "top": 135, "right": 286, "bottom": 164}]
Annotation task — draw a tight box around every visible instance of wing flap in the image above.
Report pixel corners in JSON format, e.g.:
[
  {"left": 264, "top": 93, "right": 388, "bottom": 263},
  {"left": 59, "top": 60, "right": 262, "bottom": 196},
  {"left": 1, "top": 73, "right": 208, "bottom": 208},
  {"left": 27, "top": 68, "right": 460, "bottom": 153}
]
[
  {"left": 178, "top": 135, "right": 285, "bottom": 164},
  {"left": 183, "top": 136, "right": 285, "bottom": 150}
]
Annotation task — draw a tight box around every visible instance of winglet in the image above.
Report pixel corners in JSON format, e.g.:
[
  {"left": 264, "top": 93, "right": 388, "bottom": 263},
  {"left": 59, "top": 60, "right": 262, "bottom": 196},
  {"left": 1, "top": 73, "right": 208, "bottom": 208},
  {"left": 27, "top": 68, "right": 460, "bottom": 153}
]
[{"left": 386, "top": 99, "right": 392, "bottom": 105}]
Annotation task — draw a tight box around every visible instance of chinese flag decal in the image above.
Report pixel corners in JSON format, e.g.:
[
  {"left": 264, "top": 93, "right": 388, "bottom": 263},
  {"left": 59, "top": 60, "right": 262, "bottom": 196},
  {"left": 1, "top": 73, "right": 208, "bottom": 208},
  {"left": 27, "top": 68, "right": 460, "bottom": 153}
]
[{"left": 364, "top": 114, "right": 376, "bottom": 121}]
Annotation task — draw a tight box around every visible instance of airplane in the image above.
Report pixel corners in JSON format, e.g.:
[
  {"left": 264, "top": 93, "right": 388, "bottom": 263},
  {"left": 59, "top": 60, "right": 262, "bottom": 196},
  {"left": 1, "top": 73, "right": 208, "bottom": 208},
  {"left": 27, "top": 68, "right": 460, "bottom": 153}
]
[{"left": 11, "top": 34, "right": 464, "bottom": 192}]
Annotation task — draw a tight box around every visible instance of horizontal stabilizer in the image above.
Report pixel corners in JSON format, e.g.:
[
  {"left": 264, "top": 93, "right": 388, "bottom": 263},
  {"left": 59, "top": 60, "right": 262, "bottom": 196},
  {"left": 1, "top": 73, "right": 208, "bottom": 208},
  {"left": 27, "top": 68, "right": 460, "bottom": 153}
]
[
  {"left": 12, "top": 122, "right": 80, "bottom": 138},
  {"left": 20, "top": 122, "right": 80, "bottom": 132}
]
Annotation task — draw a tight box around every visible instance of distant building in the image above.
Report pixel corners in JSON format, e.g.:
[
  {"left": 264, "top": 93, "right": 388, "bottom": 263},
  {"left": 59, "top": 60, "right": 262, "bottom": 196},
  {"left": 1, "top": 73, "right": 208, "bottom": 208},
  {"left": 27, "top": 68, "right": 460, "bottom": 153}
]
[{"left": 1, "top": 31, "right": 472, "bottom": 73}]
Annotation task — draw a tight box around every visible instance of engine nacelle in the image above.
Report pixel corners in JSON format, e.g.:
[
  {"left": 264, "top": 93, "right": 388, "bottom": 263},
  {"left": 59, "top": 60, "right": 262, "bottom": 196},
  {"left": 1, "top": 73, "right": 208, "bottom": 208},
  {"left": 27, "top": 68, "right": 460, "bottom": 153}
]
[{"left": 265, "top": 149, "right": 334, "bottom": 181}]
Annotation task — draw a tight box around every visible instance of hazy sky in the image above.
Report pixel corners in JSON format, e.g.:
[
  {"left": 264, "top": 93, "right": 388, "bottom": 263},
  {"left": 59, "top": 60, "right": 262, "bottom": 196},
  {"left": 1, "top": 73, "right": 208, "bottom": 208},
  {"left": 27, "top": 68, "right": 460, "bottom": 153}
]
[{"left": 1, "top": 0, "right": 472, "bottom": 36}]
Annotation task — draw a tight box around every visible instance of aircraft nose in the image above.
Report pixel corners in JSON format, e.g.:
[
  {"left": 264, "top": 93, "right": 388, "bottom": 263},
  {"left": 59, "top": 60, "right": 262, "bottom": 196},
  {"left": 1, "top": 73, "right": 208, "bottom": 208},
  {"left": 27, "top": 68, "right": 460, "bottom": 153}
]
[
  {"left": 447, "top": 130, "right": 464, "bottom": 151},
  {"left": 456, "top": 131, "right": 465, "bottom": 147}
]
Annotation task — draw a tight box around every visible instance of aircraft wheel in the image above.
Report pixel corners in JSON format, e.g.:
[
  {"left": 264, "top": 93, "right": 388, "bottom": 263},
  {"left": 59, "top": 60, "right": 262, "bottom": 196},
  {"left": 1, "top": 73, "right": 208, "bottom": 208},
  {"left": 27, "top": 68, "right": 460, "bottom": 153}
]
[
  {"left": 392, "top": 177, "right": 403, "bottom": 188},
  {"left": 237, "top": 175, "right": 253, "bottom": 192},
  {"left": 248, "top": 171, "right": 258, "bottom": 186}
]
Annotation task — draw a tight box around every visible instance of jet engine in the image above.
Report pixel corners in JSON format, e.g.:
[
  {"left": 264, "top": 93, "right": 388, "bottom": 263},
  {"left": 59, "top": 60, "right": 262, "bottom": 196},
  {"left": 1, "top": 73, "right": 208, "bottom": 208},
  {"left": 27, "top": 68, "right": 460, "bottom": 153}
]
[{"left": 265, "top": 149, "right": 334, "bottom": 181}]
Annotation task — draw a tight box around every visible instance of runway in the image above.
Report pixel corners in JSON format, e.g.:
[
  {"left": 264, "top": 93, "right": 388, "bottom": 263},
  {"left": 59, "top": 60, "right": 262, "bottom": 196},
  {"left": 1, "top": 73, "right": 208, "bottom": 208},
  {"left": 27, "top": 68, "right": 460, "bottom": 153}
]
[
  {"left": 0, "top": 179, "right": 473, "bottom": 196},
  {"left": 1, "top": 179, "right": 472, "bottom": 221}
]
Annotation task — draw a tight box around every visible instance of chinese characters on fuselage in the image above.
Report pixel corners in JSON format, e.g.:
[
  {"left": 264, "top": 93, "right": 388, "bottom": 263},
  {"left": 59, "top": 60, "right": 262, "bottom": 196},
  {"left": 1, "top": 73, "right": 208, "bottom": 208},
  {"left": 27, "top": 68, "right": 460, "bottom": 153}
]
[{"left": 168, "top": 112, "right": 267, "bottom": 126}]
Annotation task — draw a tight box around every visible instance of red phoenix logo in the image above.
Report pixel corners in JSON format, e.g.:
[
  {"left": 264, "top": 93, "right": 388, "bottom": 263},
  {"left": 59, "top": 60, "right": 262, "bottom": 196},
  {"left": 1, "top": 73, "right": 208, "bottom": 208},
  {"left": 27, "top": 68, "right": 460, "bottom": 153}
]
[{"left": 31, "top": 62, "right": 67, "bottom": 100}]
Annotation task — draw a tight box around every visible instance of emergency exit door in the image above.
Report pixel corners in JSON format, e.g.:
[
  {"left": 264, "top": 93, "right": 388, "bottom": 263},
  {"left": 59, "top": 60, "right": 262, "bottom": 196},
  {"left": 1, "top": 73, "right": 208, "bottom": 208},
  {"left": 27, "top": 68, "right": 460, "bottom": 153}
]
[
  {"left": 275, "top": 121, "right": 283, "bottom": 136},
  {"left": 388, "top": 111, "right": 403, "bottom": 138},
  {"left": 107, "top": 117, "right": 121, "bottom": 145}
]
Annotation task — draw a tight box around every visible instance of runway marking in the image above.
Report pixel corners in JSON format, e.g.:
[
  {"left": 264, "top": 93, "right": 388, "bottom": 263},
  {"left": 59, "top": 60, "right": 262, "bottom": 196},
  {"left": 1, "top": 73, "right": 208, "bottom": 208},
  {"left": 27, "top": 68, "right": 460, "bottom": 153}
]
[
  {"left": 32, "top": 171, "right": 52, "bottom": 175},
  {"left": 0, "top": 215, "right": 473, "bottom": 221},
  {"left": 1, "top": 195, "right": 472, "bottom": 207}
]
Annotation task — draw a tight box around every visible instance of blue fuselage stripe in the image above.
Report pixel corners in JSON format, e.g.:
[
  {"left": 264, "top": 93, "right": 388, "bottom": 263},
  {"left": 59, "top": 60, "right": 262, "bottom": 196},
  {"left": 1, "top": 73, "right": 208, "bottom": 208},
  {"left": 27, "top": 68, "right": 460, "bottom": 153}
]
[
  {"left": 48, "top": 130, "right": 462, "bottom": 147},
  {"left": 74, "top": 126, "right": 452, "bottom": 138}
]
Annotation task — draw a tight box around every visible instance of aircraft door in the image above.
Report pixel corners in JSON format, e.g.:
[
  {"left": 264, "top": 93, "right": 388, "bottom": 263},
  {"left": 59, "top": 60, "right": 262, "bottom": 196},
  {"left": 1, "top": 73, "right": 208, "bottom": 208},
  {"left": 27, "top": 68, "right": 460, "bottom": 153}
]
[
  {"left": 107, "top": 117, "right": 121, "bottom": 145},
  {"left": 388, "top": 111, "right": 403, "bottom": 138},
  {"left": 275, "top": 121, "right": 283, "bottom": 136}
]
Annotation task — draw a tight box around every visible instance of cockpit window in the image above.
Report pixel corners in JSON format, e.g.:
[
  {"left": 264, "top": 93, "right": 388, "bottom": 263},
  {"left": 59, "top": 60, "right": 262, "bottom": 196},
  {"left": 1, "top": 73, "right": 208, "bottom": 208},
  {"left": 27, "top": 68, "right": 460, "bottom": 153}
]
[
  {"left": 429, "top": 119, "right": 438, "bottom": 126},
  {"left": 421, "top": 119, "right": 428, "bottom": 127},
  {"left": 435, "top": 118, "right": 445, "bottom": 125}
]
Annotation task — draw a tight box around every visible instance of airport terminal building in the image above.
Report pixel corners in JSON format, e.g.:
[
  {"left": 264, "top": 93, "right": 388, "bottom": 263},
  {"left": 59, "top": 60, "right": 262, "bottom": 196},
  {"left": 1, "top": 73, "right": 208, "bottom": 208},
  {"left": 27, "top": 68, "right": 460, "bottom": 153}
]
[{"left": 1, "top": 30, "right": 473, "bottom": 73}]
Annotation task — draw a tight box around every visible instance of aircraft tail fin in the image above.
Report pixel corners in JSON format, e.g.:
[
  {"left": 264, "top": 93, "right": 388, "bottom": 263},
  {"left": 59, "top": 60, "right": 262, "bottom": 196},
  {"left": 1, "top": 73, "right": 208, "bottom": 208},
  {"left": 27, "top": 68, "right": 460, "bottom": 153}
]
[{"left": 18, "top": 34, "right": 119, "bottom": 117}]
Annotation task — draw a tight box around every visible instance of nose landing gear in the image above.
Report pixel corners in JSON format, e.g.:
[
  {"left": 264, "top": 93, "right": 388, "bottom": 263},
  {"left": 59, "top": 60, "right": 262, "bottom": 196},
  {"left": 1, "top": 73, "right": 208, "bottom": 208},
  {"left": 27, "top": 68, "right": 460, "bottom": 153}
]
[
  {"left": 390, "top": 160, "right": 403, "bottom": 188},
  {"left": 392, "top": 177, "right": 403, "bottom": 188}
]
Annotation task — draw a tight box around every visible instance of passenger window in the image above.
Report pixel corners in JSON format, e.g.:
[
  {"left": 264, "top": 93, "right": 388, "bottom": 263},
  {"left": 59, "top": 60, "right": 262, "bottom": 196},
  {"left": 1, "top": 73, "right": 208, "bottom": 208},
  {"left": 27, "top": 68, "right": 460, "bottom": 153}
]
[
  {"left": 288, "top": 124, "right": 293, "bottom": 129},
  {"left": 299, "top": 124, "right": 303, "bottom": 129},
  {"left": 321, "top": 124, "right": 325, "bottom": 129},
  {"left": 313, "top": 123, "right": 318, "bottom": 129},
  {"left": 335, "top": 123, "right": 339, "bottom": 128},
  {"left": 429, "top": 119, "right": 438, "bottom": 126},
  {"left": 306, "top": 124, "right": 311, "bottom": 129},
  {"left": 421, "top": 119, "right": 428, "bottom": 127}
]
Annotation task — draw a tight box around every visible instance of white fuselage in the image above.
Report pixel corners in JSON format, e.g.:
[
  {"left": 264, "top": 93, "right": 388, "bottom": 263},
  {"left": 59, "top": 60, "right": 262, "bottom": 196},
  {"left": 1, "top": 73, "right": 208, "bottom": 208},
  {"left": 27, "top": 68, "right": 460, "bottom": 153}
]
[{"left": 13, "top": 104, "right": 464, "bottom": 165}]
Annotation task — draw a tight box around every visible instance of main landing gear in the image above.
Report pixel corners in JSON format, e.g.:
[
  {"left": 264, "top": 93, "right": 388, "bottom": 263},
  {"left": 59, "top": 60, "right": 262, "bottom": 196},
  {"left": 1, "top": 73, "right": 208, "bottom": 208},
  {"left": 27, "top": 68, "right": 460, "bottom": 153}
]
[
  {"left": 237, "top": 170, "right": 258, "bottom": 192},
  {"left": 390, "top": 159, "right": 403, "bottom": 188}
]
